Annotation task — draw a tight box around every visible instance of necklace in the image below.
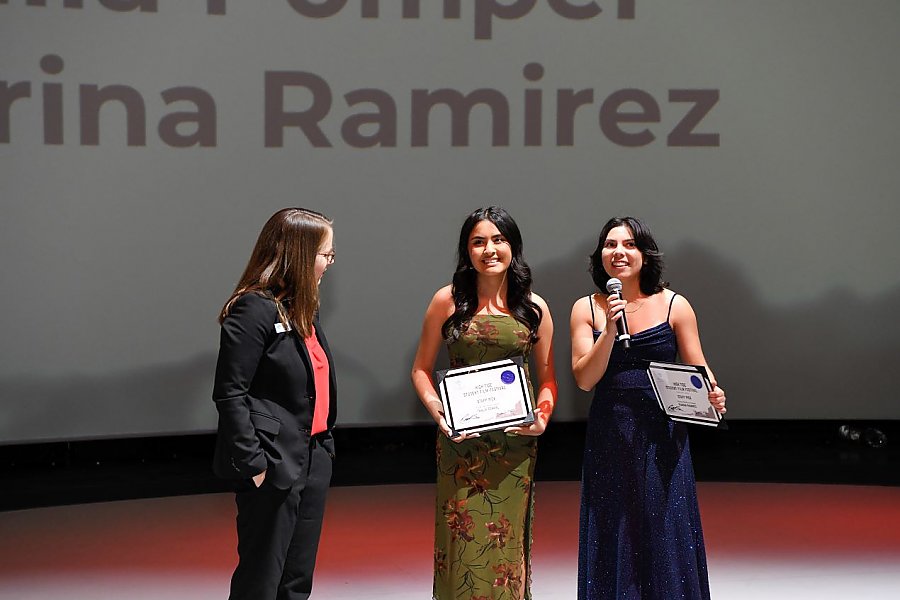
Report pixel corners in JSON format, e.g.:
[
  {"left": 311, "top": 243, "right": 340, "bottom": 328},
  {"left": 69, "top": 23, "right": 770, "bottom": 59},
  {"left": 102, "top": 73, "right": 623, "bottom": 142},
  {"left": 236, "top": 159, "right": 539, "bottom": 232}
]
[
  {"left": 624, "top": 299, "right": 648, "bottom": 314},
  {"left": 594, "top": 293, "right": 648, "bottom": 314}
]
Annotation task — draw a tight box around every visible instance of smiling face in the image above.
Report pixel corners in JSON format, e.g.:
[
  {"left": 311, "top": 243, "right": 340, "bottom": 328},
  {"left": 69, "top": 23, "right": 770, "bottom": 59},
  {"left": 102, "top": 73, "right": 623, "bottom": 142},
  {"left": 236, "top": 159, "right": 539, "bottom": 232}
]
[
  {"left": 467, "top": 219, "right": 511, "bottom": 277},
  {"left": 601, "top": 225, "right": 644, "bottom": 281}
]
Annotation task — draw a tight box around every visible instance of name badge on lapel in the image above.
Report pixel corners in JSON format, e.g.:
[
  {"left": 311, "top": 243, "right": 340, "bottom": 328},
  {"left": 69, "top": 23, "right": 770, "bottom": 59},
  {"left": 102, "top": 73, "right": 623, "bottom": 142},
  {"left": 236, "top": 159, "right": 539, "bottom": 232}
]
[{"left": 274, "top": 322, "right": 291, "bottom": 333}]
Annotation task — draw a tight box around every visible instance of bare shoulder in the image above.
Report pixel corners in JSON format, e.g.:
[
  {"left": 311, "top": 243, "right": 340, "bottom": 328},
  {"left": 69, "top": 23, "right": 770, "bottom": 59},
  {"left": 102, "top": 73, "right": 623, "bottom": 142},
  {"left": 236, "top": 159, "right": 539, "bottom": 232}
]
[
  {"left": 426, "top": 285, "right": 455, "bottom": 317},
  {"left": 666, "top": 289, "right": 697, "bottom": 322},
  {"left": 570, "top": 292, "right": 600, "bottom": 319},
  {"left": 432, "top": 284, "right": 453, "bottom": 304}
]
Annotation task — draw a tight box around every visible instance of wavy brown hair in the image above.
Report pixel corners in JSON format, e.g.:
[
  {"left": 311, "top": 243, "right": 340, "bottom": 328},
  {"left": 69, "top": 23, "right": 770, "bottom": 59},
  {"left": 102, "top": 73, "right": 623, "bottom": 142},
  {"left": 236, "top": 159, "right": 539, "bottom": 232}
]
[{"left": 219, "top": 207, "right": 333, "bottom": 338}]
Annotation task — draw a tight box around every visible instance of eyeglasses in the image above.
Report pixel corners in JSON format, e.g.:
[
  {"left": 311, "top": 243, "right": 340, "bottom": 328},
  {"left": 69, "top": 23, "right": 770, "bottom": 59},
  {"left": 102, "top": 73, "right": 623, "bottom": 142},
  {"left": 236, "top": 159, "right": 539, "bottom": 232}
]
[{"left": 318, "top": 251, "right": 336, "bottom": 265}]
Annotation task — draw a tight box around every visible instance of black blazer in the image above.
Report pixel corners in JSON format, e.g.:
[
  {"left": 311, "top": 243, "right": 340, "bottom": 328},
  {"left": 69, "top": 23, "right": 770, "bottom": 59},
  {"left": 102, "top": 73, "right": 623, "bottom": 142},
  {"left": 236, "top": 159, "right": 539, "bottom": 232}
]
[{"left": 212, "top": 292, "right": 337, "bottom": 489}]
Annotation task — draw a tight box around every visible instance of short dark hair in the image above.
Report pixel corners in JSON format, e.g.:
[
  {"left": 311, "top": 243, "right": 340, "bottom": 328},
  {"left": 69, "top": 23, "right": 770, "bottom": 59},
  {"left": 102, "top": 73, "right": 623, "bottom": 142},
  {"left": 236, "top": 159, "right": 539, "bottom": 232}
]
[{"left": 589, "top": 216, "right": 666, "bottom": 295}]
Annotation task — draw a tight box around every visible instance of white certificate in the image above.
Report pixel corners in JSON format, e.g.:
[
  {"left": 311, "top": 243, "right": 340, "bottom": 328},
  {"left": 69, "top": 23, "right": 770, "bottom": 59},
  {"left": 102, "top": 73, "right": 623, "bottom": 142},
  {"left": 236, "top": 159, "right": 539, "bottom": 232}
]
[
  {"left": 436, "top": 358, "right": 535, "bottom": 435},
  {"left": 646, "top": 361, "right": 722, "bottom": 426}
]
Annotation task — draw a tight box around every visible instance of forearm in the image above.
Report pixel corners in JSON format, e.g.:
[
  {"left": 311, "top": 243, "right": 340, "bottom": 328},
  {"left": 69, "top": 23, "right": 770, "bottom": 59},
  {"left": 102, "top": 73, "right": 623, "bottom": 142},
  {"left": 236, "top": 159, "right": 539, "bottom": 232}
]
[
  {"left": 211, "top": 293, "right": 273, "bottom": 474},
  {"left": 213, "top": 396, "right": 267, "bottom": 474},
  {"left": 534, "top": 380, "right": 558, "bottom": 425},
  {"left": 411, "top": 370, "right": 444, "bottom": 424},
  {"left": 572, "top": 329, "right": 616, "bottom": 391}
]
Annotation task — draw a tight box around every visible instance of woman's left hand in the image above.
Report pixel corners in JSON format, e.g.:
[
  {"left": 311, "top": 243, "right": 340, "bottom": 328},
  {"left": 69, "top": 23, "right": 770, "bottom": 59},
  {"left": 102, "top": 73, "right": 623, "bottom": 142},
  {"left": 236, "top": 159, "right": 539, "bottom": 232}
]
[
  {"left": 504, "top": 410, "right": 547, "bottom": 436},
  {"left": 708, "top": 384, "right": 726, "bottom": 414}
]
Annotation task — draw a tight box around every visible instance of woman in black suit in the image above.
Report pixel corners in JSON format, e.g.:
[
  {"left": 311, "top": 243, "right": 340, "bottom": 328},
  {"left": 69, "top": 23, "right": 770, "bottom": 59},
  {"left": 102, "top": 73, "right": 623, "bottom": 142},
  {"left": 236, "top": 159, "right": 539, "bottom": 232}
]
[{"left": 212, "top": 207, "right": 337, "bottom": 600}]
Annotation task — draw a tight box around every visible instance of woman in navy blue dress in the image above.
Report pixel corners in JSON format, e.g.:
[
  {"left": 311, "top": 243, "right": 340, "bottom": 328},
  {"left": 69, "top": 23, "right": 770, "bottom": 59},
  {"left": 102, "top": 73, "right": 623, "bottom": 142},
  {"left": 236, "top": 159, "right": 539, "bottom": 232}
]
[{"left": 570, "top": 217, "right": 726, "bottom": 600}]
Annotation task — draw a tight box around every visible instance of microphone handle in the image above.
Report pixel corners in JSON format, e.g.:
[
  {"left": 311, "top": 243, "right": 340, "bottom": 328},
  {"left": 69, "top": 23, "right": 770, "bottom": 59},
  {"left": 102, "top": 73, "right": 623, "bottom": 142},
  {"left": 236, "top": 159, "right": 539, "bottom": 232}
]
[
  {"left": 617, "top": 320, "right": 631, "bottom": 349},
  {"left": 612, "top": 292, "right": 632, "bottom": 350}
]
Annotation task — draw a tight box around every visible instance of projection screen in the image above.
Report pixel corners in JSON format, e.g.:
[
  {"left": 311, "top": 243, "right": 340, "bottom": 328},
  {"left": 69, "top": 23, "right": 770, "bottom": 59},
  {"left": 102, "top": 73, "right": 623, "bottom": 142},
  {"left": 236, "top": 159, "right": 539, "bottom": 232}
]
[{"left": 1, "top": 0, "right": 898, "bottom": 444}]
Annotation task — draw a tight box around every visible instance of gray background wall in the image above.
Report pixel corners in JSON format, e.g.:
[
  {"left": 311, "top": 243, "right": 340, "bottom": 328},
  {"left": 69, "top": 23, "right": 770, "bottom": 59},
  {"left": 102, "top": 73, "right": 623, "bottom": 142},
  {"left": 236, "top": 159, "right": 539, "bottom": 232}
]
[{"left": 2, "top": 1, "right": 898, "bottom": 444}]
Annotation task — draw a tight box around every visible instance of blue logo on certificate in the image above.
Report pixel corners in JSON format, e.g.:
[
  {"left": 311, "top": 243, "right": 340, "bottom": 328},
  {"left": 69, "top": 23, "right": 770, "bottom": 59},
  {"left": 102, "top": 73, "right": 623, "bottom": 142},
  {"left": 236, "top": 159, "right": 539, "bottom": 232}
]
[
  {"left": 500, "top": 370, "right": 516, "bottom": 384},
  {"left": 690, "top": 375, "right": 703, "bottom": 389}
]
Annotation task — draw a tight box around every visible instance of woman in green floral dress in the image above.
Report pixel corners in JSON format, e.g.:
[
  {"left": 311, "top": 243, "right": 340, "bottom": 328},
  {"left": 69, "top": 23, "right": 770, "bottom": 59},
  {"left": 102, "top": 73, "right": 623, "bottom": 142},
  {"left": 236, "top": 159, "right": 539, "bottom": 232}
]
[{"left": 412, "top": 207, "right": 558, "bottom": 600}]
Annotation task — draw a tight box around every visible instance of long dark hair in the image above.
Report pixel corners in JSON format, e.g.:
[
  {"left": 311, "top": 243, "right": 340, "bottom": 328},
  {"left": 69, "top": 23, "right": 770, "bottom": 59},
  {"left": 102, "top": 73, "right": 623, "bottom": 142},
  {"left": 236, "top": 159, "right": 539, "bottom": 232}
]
[
  {"left": 589, "top": 216, "right": 666, "bottom": 296},
  {"left": 442, "top": 206, "right": 542, "bottom": 343},
  {"left": 220, "top": 207, "right": 333, "bottom": 338}
]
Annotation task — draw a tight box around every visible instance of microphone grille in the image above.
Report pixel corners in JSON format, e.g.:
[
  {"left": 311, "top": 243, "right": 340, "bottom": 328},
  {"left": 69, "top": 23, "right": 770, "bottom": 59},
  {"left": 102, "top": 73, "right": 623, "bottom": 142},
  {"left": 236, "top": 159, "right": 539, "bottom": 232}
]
[{"left": 605, "top": 278, "right": 623, "bottom": 294}]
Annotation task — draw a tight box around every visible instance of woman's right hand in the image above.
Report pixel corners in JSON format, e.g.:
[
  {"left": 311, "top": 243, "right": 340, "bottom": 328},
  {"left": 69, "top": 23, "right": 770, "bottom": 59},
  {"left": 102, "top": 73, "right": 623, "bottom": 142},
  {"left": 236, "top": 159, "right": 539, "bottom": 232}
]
[
  {"left": 438, "top": 414, "right": 478, "bottom": 443},
  {"left": 252, "top": 469, "right": 267, "bottom": 488},
  {"left": 605, "top": 294, "right": 627, "bottom": 330}
]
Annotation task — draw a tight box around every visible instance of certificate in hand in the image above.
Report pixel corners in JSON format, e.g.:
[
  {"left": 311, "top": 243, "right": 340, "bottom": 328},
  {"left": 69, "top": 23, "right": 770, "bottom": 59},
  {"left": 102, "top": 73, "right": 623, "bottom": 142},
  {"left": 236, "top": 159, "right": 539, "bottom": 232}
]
[
  {"left": 646, "top": 361, "right": 722, "bottom": 427},
  {"left": 436, "top": 357, "right": 535, "bottom": 435}
]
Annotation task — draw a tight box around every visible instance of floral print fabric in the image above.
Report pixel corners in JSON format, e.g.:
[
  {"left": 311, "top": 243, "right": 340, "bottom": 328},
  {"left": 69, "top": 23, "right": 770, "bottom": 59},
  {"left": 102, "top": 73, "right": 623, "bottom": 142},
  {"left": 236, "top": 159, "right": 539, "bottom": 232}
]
[{"left": 434, "top": 315, "right": 537, "bottom": 600}]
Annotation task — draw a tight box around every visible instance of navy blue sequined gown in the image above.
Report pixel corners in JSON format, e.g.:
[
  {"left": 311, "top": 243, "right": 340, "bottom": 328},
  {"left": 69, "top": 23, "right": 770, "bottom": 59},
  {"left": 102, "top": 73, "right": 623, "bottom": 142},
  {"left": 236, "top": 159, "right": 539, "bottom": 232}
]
[{"left": 578, "top": 296, "right": 711, "bottom": 600}]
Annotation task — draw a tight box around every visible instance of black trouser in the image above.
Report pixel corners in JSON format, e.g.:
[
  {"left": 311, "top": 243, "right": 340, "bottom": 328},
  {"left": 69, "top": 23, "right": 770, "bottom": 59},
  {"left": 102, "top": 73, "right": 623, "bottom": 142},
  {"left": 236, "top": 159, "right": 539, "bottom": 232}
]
[{"left": 229, "top": 438, "right": 333, "bottom": 600}]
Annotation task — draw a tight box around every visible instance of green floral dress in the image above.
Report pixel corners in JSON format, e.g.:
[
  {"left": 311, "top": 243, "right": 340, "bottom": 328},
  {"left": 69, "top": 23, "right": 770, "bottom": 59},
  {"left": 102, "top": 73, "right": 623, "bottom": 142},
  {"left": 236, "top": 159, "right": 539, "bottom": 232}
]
[{"left": 434, "top": 315, "right": 538, "bottom": 600}]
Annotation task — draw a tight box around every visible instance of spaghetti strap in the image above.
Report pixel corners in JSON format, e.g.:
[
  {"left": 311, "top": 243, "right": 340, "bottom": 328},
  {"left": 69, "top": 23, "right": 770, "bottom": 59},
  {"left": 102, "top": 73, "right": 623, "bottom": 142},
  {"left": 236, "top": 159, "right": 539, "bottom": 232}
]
[
  {"left": 588, "top": 295, "right": 597, "bottom": 331},
  {"left": 666, "top": 292, "right": 679, "bottom": 323}
]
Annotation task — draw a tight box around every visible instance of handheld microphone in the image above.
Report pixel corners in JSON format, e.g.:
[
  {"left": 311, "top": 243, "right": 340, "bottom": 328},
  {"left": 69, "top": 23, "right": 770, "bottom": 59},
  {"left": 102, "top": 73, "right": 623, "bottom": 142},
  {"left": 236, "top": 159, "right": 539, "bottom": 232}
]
[{"left": 605, "top": 278, "right": 631, "bottom": 349}]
